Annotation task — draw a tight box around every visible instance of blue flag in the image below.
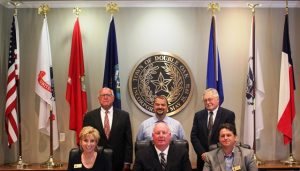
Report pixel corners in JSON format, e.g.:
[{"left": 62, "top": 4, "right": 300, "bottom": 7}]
[
  {"left": 206, "top": 16, "right": 224, "bottom": 105},
  {"left": 103, "top": 17, "right": 121, "bottom": 108}
]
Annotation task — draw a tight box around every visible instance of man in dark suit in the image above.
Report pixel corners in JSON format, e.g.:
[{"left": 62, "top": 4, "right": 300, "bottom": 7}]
[
  {"left": 133, "top": 122, "right": 192, "bottom": 171},
  {"left": 83, "top": 87, "right": 133, "bottom": 171},
  {"left": 191, "top": 88, "right": 235, "bottom": 171},
  {"left": 203, "top": 123, "right": 257, "bottom": 171}
]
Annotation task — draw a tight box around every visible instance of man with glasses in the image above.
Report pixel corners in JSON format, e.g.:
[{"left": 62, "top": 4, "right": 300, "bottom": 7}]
[
  {"left": 83, "top": 87, "right": 133, "bottom": 171},
  {"left": 191, "top": 88, "right": 235, "bottom": 171}
]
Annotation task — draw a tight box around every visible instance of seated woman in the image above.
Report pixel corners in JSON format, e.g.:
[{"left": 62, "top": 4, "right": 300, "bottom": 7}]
[{"left": 68, "top": 126, "right": 111, "bottom": 171}]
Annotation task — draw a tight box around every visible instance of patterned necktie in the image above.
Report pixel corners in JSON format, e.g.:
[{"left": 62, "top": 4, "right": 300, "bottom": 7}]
[
  {"left": 160, "top": 152, "right": 167, "bottom": 171},
  {"left": 208, "top": 111, "right": 214, "bottom": 145},
  {"left": 104, "top": 110, "right": 110, "bottom": 139}
]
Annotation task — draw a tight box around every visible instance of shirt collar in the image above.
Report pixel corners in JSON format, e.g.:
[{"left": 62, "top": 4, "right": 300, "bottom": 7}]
[
  {"left": 155, "top": 145, "right": 170, "bottom": 156},
  {"left": 101, "top": 107, "right": 113, "bottom": 114},
  {"left": 223, "top": 146, "right": 235, "bottom": 158},
  {"left": 208, "top": 107, "right": 219, "bottom": 115},
  {"left": 154, "top": 116, "right": 168, "bottom": 122}
]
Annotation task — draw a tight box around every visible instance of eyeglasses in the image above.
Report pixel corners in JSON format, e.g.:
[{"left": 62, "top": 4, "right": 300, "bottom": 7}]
[
  {"left": 99, "top": 94, "right": 113, "bottom": 97},
  {"left": 203, "top": 97, "right": 215, "bottom": 102}
]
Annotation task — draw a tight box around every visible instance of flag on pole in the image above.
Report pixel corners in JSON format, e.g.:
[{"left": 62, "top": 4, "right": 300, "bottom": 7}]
[
  {"left": 206, "top": 16, "right": 224, "bottom": 105},
  {"left": 5, "top": 15, "right": 20, "bottom": 147},
  {"left": 66, "top": 18, "right": 87, "bottom": 144},
  {"left": 35, "top": 17, "right": 59, "bottom": 150},
  {"left": 277, "top": 13, "right": 296, "bottom": 145},
  {"left": 243, "top": 15, "right": 265, "bottom": 147},
  {"left": 103, "top": 17, "right": 121, "bottom": 108}
]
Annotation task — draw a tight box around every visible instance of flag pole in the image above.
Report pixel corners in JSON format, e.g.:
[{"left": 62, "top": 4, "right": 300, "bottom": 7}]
[
  {"left": 280, "top": 0, "right": 298, "bottom": 165},
  {"left": 208, "top": 2, "right": 220, "bottom": 89},
  {"left": 7, "top": 1, "right": 30, "bottom": 168},
  {"left": 104, "top": 2, "right": 122, "bottom": 109},
  {"left": 38, "top": 4, "right": 62, "bottom": 168},
  {"left": 67, "top": 7, "right": 87, "bottom": 145},
  {"left": 248, "top": 3, "right": 264, "bottom": 165},
  {"left": 206, "top": 2, "right": 224, "bottom": 105}
]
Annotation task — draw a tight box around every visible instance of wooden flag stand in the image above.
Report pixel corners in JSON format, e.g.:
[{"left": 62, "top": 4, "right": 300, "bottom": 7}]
[
  {"left": 40, "top": 110, "right": 62, "bottom": 168},
  {"left": 281, "top": 153, "right": 298, "bottom": 165}
]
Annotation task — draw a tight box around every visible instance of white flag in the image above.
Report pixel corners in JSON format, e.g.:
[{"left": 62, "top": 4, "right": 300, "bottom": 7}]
[
  {"left": 243, "top": 16, "right": 265, "bottom": 147},
  {"left": 35, "top": 17, "right": 59, "bottom": 150}
]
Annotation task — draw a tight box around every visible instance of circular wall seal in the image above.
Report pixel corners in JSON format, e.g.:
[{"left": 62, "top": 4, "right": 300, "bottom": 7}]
[{"left": 128, "top": 52, "right": 194, "bottom": 116}]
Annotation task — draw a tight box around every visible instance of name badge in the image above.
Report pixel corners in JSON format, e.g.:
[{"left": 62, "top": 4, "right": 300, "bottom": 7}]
[
  {"left": 232, "top": 165, "right": 241, "bottom": 171},
  {"left": 74, "top": 164, "right": 82, "bottom": 168}
]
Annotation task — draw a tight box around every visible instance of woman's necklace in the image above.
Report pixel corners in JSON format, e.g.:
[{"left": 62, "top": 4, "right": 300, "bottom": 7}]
[{"left": 82, "top": 151, "right": 97, "bottom": 168}]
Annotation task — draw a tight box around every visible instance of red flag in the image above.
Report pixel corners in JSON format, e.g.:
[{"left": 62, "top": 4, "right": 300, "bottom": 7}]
[
  {"left": 66, "top": 18, "right": 87, "bottom": 144},
  {"left": 5, "top": 16, "right": 19, "bottom": 147},
  {"left": 277, "top": 14, "right": 295, "bottom": 144}
]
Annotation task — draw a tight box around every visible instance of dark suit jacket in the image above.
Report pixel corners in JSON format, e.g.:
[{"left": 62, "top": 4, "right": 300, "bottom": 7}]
[
  {"left": 133, "top": 142, "right": 192, "bottom": 171},
  {"left": 203, "top": 146, "right": 257, "bottom": 171},
  {"left": 190, "top": 107, "right": 235, "bottom": 170},
  {"left": 67, "top": 147, "right": 110, "bottom": 171},
  {"left": 83, "top": 107, "right": 133, "bottom": 171}
]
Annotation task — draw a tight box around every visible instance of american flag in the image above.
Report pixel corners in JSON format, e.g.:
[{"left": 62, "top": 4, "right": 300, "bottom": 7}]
[{"left": 5, "top": 16, "right": 20, "bottom": 147}]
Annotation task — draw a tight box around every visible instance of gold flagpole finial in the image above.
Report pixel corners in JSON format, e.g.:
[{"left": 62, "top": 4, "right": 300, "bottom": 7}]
[
  {"left": 208, "top": 2, "right": 220, "bottom": 15},
  {"left": 106, "top": 2, "right": 119, "bottom": 15},
  {"left": 8, "top": 1, "right": 21, "bottom": 16},
  {"left": 285, "top": 0, "right": 288, "bottom": 15},
  {"left": 38, "top": 4, "right": 50, "bottom": 17},
  {"left": 73, "top": 7, "right": 82, "bottom": 17},
  {"left": 248, "top": 3, "right": 259, "bottom": 14}
]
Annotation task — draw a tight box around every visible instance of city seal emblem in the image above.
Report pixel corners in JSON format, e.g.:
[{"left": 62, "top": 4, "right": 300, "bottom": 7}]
[{"left": 128, "top": 52, "right": 194, "bottom": 116}]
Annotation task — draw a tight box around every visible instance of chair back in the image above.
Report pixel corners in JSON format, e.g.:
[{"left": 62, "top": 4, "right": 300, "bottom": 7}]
[
  {"left": 135, "top": 139, "right": 189, "bottom": 154},
  {"left": 172, "top": 139, "right": 189, "bottom": 151},
  {"left": 135, "top": 140, "right": 151, "bottom": 154}
]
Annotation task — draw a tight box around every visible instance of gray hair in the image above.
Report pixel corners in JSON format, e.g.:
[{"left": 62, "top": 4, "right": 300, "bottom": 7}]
[
  {"left": 98, "top": 87, "right": 115, "bottom": 97},
  {"left": 202, "top": 88, "right": 219, "bottom": 100}
]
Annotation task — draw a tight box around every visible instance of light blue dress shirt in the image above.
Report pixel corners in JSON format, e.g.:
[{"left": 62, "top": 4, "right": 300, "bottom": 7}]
[{"left": 136, "top": 116, "right": 186, "bottom": 141}]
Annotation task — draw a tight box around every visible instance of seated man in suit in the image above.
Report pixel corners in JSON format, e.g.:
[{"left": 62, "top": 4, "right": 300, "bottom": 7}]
[
  {"left": 133, "top": 122, "right": 192, "bottom": 171},
  {"left": 203, "top": 123, "right": 257, "bottom": 171}
]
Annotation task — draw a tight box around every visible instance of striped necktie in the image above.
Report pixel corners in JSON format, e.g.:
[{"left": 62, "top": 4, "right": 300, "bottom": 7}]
[
  {"left": 160, "top": 152, "right": 167, "bottom": 171},
  {"left": 208, "top": 111, "right": 214, "bottom": 145}
]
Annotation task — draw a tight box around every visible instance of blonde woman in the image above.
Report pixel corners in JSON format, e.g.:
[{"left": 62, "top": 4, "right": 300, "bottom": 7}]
[{"left": 68, "top": 126, "right": 111, "bottom": 171}]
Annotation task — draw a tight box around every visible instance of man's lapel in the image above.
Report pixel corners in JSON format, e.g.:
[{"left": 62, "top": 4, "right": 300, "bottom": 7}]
[
  {"left": 98, "top": 107, "right": 105, "bottom": 134},
  {"left": 202, "top": 110, "right": 209, "bottom": 136},
  {"left": 109, "top": 109, "right": 119, "bottom": 140},
  {"left": 212, "top": 108, "right": 222, "bottom": 136},
  {"left": 217, "top": 149, "right": 226, "bottom": 171},
  {"left": 233, "top": 147, "right": 242, "bottom": 169},
  {"left": 151, "top": 143, "right": 163, "bottom": 171}
]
